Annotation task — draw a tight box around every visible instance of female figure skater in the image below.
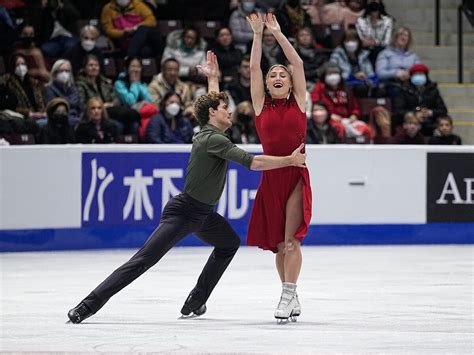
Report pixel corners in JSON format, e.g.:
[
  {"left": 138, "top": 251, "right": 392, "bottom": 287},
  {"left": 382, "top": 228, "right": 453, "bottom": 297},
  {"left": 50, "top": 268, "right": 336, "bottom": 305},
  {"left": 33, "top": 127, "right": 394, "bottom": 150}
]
[{"left": 246, "top": 12, "right": 312, "bottom": 322}]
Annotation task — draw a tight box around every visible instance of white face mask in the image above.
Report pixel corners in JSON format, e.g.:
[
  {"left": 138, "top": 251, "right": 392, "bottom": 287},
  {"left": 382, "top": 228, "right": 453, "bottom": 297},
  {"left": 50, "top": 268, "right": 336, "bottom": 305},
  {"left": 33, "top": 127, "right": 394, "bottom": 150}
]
[
  {"left": 165, "top": 102, "right": 180, "bottom": 116},
  {"left": 116, "top": 0, "right": 130, "bottom": 7},
  {"left": 344, "top": 41, "right": 358, "bottom": 53},
  {"left": 81, "top": 39, "right": 96, "bottom": 52},
  {"left": 15, "top": 64, "right": 28, "bottom": 78},
  {"left": 56, "top": 71, "right": 71, "bottom": 84},
  {"left": 325, "top": 73, "right": 341, "bottom": 87}
]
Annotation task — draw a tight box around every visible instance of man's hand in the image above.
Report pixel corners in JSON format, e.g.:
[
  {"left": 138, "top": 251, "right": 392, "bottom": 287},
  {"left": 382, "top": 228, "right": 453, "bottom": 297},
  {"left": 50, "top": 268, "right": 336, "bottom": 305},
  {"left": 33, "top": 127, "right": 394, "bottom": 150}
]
[
  {"left": 197, "top": 50, "right": 220, "bottom": 79},
  {"left": 290, "top": 143, "right": 306, "bottom": 168}
]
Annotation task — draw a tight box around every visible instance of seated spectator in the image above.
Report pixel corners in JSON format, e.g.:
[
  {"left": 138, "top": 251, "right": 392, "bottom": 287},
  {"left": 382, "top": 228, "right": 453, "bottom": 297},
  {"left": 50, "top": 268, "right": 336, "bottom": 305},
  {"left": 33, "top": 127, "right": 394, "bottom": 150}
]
[
  {"left": 11, "top": 22, "right": 50, "bottom": 83},
  {"left": 228, "top": 100, "right": 259, "bottom": 144},
  {"left": 76, "top": 97, "right": 118, "bottom": 143},
  {"left": 64, "top": 25, "right": 105, "bottom": 76},
  {"left": 306, "top": 101, "right": 343, "bottom": 144},
  {"left": 428, "top": 116, "right": 462, "bottom": 145},
  {"left": 311, "top": 63, "right": 361, "bottom": 122},
  {"left": 392, "top": 63, "right": 448, "bottom": 135},
  {"left": 37, "top": 0, "right": 80, "bottom": 58},
  {"left": 144, "top": 92, "right": 194, "bottom": 144},
  {"left": 43, "top": 59, "right": 83, "bottom": 127},
  {"left": 330, "top": 26, "right": 379, "bottom": 97},
  {"left": 368, "top": 105, "right": 394, "bottom": 143},
  {"left": 294, "top": 27, "right": 330, "bottom": 87},
  {"left": 311, "top": 63, "right": 373, "bottom": 142},
  {"left": 376, "top": 26, "right": 420, "bottom": 93},
  {"left": 209, "top": 26, "right": 243, "bottom": 84},
  {"left": 229, "top": 0, "right": 264, "bottom": 53},
  {"left": 258, "top": 27, "right": 286, "bottom": 75},
  {"left": 161, "top": 27, "right": 207, "bottom": 84},
  {"left": 355, "top": 1, "right": 393, "bottom": 66},
  {"left": 274, "top": 0, "right": 312, "bottom": 39},
  {"left": 224, "top": 55, "right": 252, "bottom": 105},
  {"left": 100, "top": 0, "right": 162, "bottom": 58},
  {"left": 114, "top": 56, "right": 153, "bottom": 109},
  {"left": 37, "top": 97, "right": 75, "bottom": 144},
  {"left": 393, "top": 111, "right": 426, "bottom": 144},
  {"left": 76, "top": 54, "right": 140, "bottom": 134},
  {"left": 148, "top": 58, "right": 193, "bottom": 109},
  {"left": 0, "top": 54, "right": 46, "bottom": 122},
  {"left": 342, "top": 0, "right": 365, "bottom": 30}
]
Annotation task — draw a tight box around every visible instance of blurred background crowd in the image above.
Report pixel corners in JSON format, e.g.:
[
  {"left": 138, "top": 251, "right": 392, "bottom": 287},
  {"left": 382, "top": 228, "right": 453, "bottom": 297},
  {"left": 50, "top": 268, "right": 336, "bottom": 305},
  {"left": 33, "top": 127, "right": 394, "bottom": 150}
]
[{"left": 0, "top": 0, "right": 467, "bottom": 145}]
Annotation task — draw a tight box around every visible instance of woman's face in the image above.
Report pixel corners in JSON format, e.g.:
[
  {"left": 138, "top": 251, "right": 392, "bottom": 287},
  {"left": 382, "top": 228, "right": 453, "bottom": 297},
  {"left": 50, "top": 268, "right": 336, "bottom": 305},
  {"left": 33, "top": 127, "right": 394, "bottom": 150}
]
[
  {"left": 262, "top": 29, "right": 276, "bottom": 46},
  {"left": 297, "top": 29, "right": 312, "bottom": 47},
  {"left": 89, "top": 100, "right": 103, "bottom": 123},
  {"left": 312, "top": 105, "right": 328, "bottom": 124},
  {"left": 81, "top": 29, "right": 96, "bottom": 41},
  {"left": 183, "top": 30, "right": 198, "bottom": 48},
  {"left": 15, "top": 56, "right": 26, "bottom": 67},
  {"left": 217, "top": 28, "right": 232, "bottom": 47},
  {"left": 165, "top": 94, "right": 180, "bottom": 106},
  {"left": 85, "top": 59, "right": 100, "bottom": 78},
  {"left": 395, "top": 30, "right": 410, "bottom": 49},
  {"left": 266, "top": 66, "right": 292, "bottom": 98},
  {"left": 128, "top": 59, "right": 142, "bottom": 77}
]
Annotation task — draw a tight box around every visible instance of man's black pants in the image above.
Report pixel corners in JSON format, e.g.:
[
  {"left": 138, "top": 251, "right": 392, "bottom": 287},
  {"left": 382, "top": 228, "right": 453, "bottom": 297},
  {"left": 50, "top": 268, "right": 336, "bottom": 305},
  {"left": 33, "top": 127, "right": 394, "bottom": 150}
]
[{"left": 82, "top": 193, "right": 241, "bottom": 314}]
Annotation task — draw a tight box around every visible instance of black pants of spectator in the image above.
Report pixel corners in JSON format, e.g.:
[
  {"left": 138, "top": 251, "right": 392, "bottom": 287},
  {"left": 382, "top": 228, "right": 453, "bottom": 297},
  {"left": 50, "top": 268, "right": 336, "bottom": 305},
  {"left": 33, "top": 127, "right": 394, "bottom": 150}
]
[
  {"left": 127, "top": 25, "right": 163, "bottom": 58},
  {"left": 81, "top": 192, "right": 241, "bottom": 315},
  {"left": 368, "top": 45, "right": 385, "bottom": 68},
  {"left": 107, "top": 106, "right": 141, "bottom": 135}
]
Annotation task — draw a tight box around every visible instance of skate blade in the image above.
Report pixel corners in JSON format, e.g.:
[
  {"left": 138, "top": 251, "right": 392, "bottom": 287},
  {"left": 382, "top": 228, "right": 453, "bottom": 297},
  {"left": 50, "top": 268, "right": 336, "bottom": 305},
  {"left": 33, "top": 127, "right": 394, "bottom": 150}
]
[
  {"left": 178, "top": 314, "right": 201, "bottom": 320},
  {"left": 65, "top": 320, "right": 72, "bottom": 324}
]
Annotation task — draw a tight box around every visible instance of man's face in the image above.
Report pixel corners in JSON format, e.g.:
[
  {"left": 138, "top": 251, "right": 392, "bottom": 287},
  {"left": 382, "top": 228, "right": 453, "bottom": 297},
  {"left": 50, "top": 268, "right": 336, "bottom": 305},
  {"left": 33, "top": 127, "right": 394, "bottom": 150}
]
[
  {"left": 210, "top": 100, "right": 232, "bottom": 131},
  {"left": 163, "top": 61, "right": 180, "bottom": 84},
  {"left": 438, "top": 119, "right": 452, "bottom": 136}
]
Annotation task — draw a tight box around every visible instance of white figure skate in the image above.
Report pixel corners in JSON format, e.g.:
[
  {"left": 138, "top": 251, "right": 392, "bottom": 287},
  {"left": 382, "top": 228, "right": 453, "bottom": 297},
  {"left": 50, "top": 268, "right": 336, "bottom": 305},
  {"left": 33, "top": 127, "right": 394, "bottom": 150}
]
[{"left": 274, "top": 282, "right": 300, "bottom": 323}]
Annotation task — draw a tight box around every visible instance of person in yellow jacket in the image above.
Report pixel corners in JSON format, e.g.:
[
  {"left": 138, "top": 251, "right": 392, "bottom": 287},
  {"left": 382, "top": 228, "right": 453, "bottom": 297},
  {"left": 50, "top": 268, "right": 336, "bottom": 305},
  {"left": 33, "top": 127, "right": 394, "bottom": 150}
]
[{"left": 101, "top": 0, "right": 162, "bottom": 57}]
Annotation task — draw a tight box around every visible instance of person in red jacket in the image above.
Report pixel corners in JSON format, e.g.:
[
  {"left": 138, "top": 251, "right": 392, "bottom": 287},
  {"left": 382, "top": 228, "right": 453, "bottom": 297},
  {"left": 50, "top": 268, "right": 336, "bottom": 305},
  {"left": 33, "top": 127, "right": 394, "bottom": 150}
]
[{"left": 310, "top": 63, "right": 361, "bottom": 121}]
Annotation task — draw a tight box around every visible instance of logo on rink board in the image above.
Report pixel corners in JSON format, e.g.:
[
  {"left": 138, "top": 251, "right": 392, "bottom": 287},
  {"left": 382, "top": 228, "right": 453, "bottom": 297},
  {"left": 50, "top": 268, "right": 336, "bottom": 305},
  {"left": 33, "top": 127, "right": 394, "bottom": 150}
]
[
  {"left": 81, "top": 152, "right": 259, "bottom": 226},
  {"left": 427, "top": 153, "right": 474, "bottom": 222}
]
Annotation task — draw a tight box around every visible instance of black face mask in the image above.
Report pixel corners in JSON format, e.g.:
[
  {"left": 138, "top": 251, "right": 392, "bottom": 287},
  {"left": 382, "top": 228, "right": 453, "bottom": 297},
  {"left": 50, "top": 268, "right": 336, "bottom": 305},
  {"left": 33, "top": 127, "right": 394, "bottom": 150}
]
[
  {"left": 20, "top": 37, "right": 35, "bottom": 46},
  {"left": 238, "top": 113, "right": 252, "bottom": 124},
  {"left": 287, "top": 0, "right": 300, "bottom": 8},
  {"left": 51, "top": 112, "right": 68, "bottom": 124},
  {"left": 367, "top": 2, "right": 381, "bottom": 14}
]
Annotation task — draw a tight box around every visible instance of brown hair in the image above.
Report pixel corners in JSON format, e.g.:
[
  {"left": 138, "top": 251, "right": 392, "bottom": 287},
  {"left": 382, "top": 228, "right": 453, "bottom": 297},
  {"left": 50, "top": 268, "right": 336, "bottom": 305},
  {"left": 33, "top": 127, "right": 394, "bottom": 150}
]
[
  {"left": 437, "top": 115, "right": 453, "bottom": 126},
  {"left": 392, "top": 26, "right": 413, "bottom": 50},
  {"left": 369, "top": 106, "right": 391, "bottom": 137},
  {"left": 193, "top": 91, "right": 229, "bottom": 126},
  {"left": 403, "top": 111, "right": 420, "bottom": 124},
  {"left": 85, "top": 97, "right": 108, "bottom": 122}
]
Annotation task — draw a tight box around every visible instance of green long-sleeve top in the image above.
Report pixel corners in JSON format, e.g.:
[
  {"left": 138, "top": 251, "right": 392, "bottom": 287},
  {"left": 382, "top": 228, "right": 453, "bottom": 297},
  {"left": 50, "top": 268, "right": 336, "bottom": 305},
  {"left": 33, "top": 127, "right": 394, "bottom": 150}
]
[{"left": 184, "top": 124, "right": 254, "bottom": 205}]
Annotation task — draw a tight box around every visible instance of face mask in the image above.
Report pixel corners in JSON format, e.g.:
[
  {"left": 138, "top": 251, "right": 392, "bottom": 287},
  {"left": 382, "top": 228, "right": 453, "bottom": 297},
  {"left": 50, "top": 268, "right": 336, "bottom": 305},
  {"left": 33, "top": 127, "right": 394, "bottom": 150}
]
[
  {"left": 116, "top": 0, "right": 130, "bottom": 7},
  {"left": 51, "top": 112, "right": 68, "bottom": 123},
  {"left": 344, "top": 41, "right": 358, "bottom": 53},
  {"left": 20, "top": 37, "right": 35, "bottom": 46},
  {"left": 238, "top": 113, "right": 252, "bottom": 124},
  {"left": 165, "top": 102, "right": 180, "bottom": 116},
  {"left": 15, "top": 64, "right": 28, "bottom": 79},
  {"left": 325, "top": 73, "right": 341, "bottom": 87},
  {"left": 242, "top": 2, "right": 255, "bottom": 12},
  {"left": 411, "top": 74, "right": 427, "bottom": 87},
  {"left": 56, "top": 71, "right": 70, "bottom": 84},
  {"left": 81, "top": 39, "right": 96, "bottom": 52}
]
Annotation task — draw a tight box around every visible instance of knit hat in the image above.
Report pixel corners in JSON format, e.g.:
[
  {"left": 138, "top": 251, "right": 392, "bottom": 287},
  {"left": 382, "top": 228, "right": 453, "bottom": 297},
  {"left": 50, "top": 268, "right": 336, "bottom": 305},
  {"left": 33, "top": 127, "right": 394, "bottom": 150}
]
[
  {"left": 409, "top": 63, "right": 429, "bottom": 75},
  {"left": 46, "top": 97, "right": 69, "bottom": 117}
]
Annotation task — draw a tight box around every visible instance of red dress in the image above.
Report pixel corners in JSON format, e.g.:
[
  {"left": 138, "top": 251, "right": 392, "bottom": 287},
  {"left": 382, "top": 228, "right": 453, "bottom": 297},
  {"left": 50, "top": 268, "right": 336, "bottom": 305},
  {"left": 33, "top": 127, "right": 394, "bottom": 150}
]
[{"left": 246, "top": 94, "right": 313, "bottom": 252}]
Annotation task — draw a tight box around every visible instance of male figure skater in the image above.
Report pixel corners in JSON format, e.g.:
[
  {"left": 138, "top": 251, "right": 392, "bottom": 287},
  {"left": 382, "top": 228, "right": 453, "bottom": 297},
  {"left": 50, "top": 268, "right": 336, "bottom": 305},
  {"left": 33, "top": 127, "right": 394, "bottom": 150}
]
[{"left": 67, "top": 51, "right": 307, "bottom": 323}]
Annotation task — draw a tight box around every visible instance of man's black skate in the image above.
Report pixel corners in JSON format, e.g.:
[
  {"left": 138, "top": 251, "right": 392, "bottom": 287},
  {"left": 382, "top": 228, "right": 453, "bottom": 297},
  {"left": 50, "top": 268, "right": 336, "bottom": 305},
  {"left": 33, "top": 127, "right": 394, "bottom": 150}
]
[
  {"left": 180, "top": 293, "right": 207, "bottom": 318},
  {"left": 67, "top": 302, "right": 92, "bottom": 324}
]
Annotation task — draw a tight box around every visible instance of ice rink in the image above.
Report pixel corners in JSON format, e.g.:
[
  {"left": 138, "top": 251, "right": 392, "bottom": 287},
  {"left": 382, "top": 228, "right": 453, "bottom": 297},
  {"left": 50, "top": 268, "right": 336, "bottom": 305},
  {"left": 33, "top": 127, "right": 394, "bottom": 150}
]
[{"left": 1, "top": 245, "right": 473, "bottom": 353}]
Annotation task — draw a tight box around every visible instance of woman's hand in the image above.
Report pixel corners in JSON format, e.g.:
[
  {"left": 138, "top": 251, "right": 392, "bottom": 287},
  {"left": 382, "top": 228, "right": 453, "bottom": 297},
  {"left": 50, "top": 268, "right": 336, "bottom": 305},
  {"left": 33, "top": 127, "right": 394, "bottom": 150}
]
[
  {"left": 246, "top": 12, "right": 265, "bottom": 35},
  {"left": 264, "top": 12, "right": 281, "bottom": 34}
]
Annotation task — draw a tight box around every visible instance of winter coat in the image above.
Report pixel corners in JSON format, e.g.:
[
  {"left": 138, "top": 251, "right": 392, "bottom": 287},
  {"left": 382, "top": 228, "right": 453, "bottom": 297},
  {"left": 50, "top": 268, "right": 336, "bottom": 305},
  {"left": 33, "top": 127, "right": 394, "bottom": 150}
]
[
  {"left": 76, "top": 74, "right": 116, "bottom": 106},
  {"left": 330, "top": 46, "right": 375, "bottom": 81},
  {"left": 147, "top": 73, "right": 193, "bottom": 108},
  {"left": 209, "top": 42, "right": 243, "bottom": 81},
  {"left": 75, "top": 119, "right": 118, "bottom": 143},
  {"left": 145, "top": 112, "right": 194, "bottom": 144},
  {"left": 0, "top": 73, "right": 45, "bottom": 118},
  {"left": 376, "top": 47, "right": 420, "bottom": 80},
  {"left": 43, "top": 81, "right": 83, "bottom": 126},
  {"left": 296, "top": 45, "right": 330, "bottom": 83},
  {"left": 310, "top": 81, "right": 361, "bottom": 119},
  {"left": 114, "top": 72, "right": 152, "bottom": 107},
  {"left": 306, "top": 119, "right": 341, "bottom": 144}
]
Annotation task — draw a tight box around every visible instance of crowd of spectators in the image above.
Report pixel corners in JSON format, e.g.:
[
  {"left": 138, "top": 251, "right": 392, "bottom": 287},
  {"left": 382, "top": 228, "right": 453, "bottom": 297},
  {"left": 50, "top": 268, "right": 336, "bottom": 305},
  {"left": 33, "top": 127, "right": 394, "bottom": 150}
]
[{"left": 0, "top": 0, "right": 462, "bottom": 145}]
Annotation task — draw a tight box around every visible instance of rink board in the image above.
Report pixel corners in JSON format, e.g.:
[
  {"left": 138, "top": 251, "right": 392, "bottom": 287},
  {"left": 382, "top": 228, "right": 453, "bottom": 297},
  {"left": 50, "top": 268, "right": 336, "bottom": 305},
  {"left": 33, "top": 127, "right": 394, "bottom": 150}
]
[{"left": 1, "top": 145, "right": 473, "bottom": 251}]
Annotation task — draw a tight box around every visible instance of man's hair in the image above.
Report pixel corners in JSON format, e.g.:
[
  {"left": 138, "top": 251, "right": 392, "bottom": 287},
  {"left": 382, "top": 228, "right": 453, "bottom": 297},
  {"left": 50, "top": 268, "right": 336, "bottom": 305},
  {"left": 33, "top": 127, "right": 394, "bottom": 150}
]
[
  {"left": 403, "top": 111, "right": 420, "bottom": 124},
  {"left": 193, "top": 91, "right": 229, "bottom": 126},
  {"left": 437, "top": 115, "right": 453, "bottom": 125}
]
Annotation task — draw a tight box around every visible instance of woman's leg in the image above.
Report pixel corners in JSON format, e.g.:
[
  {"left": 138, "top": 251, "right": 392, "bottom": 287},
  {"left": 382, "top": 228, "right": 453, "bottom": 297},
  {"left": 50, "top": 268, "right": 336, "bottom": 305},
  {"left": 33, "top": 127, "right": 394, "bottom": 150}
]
[
  {"left": 275, "top": 243, "right": 285, "bottom": 282},
  {"left": 283, "top": 178, "right": 303, "bottom": 283}
]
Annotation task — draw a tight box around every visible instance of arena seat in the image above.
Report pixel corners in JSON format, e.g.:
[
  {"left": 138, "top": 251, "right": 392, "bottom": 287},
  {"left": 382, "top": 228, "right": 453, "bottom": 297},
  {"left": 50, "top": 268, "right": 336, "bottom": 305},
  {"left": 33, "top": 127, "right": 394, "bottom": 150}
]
[
  {"left": 1, "top": 134, "right": 35, "bottom": 145},
  {"left": 158, "top": 20, "right": 183, "bottom": 39},
  {"left": 189, "top": 20, "right": 221, "bottom": 41},
  {"left": 116, "top": 134, "right": 139, "bottom": 144},
  {"left": 358, "top": 97, "right": 392, "bottom": 120},
  {"left": 141, "top": 58, "right": 158, "bottom": 83}
]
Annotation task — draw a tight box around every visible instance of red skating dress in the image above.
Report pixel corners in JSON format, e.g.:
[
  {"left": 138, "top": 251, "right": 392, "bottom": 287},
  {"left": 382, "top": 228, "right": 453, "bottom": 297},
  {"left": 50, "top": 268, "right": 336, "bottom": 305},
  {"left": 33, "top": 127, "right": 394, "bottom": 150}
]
[{"left": 246, "top": 93, "right": 313, "bottom": 253}]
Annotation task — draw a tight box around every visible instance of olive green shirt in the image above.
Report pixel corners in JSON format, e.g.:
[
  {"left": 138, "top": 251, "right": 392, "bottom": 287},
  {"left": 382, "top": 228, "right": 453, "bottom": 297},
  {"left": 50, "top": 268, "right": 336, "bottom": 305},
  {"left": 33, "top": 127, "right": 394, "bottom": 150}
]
[{"left": 184, "top": 124, "right": 254, "bottom": 205}]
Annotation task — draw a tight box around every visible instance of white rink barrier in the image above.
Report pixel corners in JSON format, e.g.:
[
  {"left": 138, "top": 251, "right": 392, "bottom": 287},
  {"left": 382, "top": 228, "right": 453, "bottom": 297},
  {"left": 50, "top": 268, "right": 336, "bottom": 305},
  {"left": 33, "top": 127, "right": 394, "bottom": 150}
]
[{"left": 0, "top": 145, "right": 473, "bottom": 251}]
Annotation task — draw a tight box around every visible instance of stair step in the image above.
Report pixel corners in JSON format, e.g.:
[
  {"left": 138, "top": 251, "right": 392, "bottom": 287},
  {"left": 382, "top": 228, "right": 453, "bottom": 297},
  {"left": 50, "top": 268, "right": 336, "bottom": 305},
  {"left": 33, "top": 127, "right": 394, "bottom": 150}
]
[
  {"left": 412, "top": 31, "right": 474, "bottom": 46},
  {"left": 429, "top": 70, "right": 474, "bottom": 83},
  {"left": 438, "top": 83, "right": 474, "bottom": 95}
]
